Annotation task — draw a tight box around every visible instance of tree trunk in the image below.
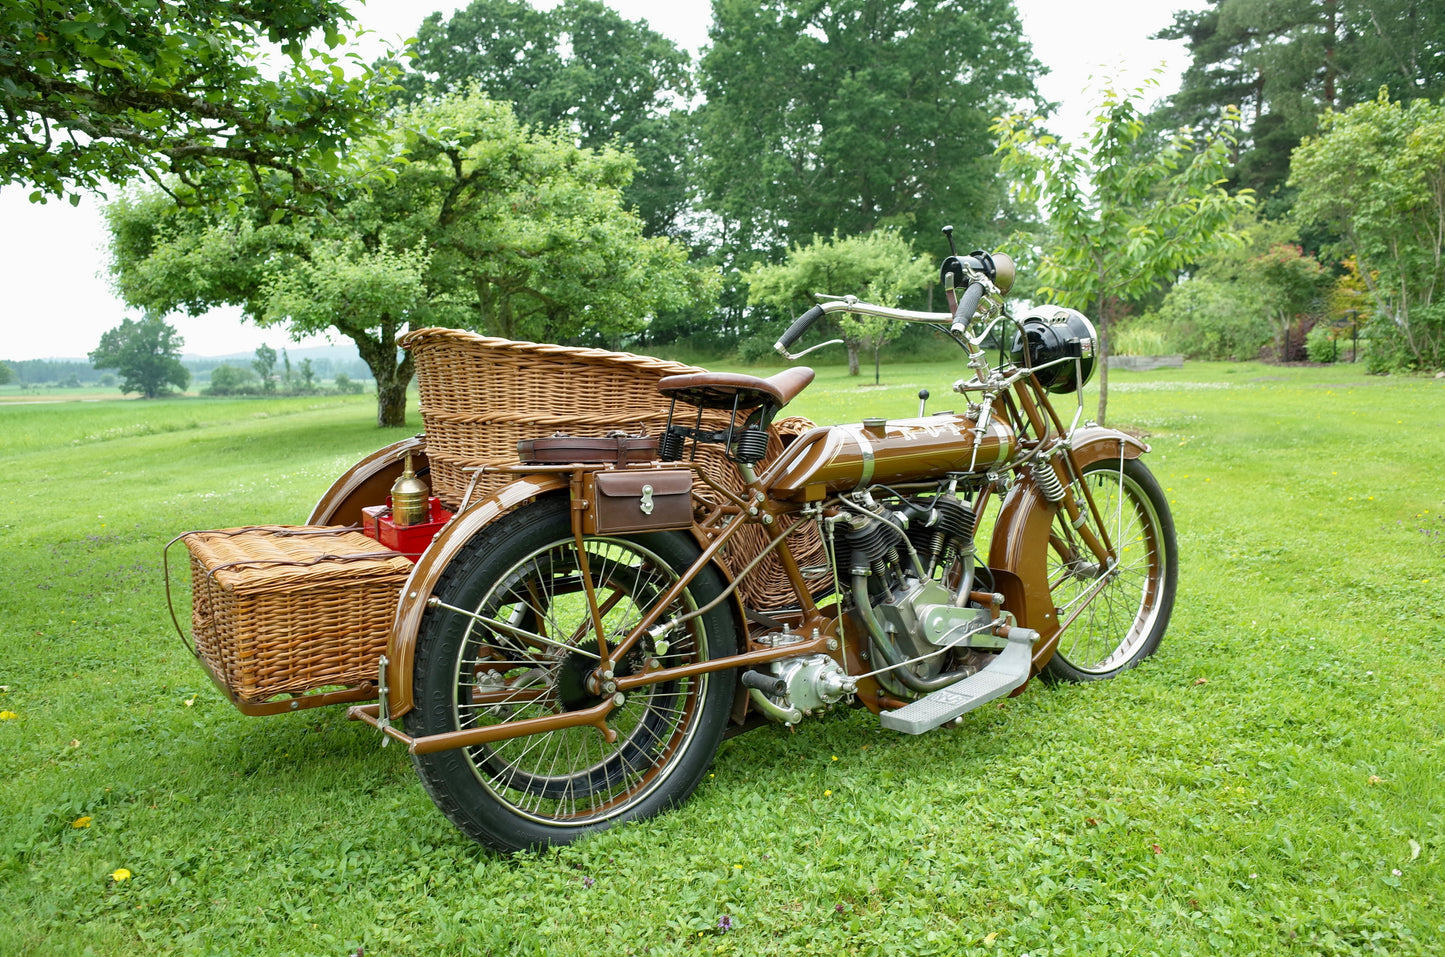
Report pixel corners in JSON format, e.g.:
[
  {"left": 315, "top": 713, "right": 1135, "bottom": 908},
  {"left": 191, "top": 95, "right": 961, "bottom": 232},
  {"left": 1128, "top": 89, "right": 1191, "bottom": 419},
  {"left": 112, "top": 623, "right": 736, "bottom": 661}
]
[
  {"left": 1092, "top": 290, "right": 1111, "bottom": 425},
  {"left": 347, "top": 317, "right": 415, "bottom": 428},
  {"left": 846, "top": 340, "right": 861, "bottom": 376},
  {"left": 376, "top": 374, "right": 410, "bottom": 428}
]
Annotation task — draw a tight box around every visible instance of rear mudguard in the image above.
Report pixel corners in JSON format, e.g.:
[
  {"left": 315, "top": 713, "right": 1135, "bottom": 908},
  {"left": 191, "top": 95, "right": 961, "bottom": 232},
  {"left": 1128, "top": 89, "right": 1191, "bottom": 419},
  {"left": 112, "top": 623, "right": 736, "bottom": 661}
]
[
  {"left": 989, "top": 428, "right": 1149, "bottom": 673},
  {"left": 382, "top": 474, "right": 747, "bottom": 720}
]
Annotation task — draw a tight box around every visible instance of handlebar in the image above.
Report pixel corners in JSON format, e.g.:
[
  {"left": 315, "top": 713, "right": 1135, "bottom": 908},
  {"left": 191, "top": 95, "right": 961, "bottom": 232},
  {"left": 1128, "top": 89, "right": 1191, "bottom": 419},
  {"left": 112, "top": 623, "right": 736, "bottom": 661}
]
[{"left": 772, "top": 247, "right": 1012, "bottom": 360}]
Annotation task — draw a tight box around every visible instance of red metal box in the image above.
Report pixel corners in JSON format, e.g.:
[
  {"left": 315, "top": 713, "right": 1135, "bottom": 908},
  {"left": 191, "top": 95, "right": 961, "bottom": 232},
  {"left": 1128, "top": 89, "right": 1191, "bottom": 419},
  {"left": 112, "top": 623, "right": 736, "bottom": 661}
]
[{"left": 361, "top": 497, "right": 453, "bottom": 560}]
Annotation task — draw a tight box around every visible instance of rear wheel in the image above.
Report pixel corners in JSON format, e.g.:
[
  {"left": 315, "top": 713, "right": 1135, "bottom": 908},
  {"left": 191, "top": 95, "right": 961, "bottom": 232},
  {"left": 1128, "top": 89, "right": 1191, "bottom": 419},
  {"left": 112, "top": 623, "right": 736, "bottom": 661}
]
[
  {"left": 406, "top": 497, "right": 738, "bottom": 851},
  {"left": 1040, "top": 457, "right": 1176, "bottom": 681}
]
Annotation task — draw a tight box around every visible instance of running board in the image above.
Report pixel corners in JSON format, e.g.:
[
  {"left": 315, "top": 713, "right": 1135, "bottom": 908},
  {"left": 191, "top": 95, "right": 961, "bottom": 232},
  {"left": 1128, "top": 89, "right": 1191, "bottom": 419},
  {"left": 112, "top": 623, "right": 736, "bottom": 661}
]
[{"left": 879, "top": 628, "right": 1038, "bottom": 734}]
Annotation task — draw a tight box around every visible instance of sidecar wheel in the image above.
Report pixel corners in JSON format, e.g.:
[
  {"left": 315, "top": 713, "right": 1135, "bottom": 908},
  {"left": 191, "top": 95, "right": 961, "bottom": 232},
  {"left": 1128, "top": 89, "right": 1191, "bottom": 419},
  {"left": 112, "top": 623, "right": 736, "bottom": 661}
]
[
  {"left": 406, "top": 496, "right": 738, "bottom": 852},
  {"left": 1040, "top": 457, "right": 1176, "bottom": 682}
]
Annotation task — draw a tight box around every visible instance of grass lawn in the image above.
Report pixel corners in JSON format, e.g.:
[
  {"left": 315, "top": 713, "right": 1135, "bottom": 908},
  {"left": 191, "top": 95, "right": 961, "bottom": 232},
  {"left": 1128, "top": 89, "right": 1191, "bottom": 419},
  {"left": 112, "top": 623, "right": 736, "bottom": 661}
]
[{"left": 1, "top": 362, "right": 1442, "bottom": 956}]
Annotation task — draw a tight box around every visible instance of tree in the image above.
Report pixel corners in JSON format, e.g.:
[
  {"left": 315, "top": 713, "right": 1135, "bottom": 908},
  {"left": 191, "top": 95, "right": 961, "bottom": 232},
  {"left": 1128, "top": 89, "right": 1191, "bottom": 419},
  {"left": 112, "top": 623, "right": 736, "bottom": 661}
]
[
  {"left": 1148, "top": 215, "right": 1297, "bottom": 360},
  {"left": 995, "top": 79, "right": 1254, "bottom": 423},
  {"left": 1289, "top": 91, "right": 1445, "bottom": 370},
  {"left": 0, "top": 0, "right": 390, "bottom": 207},
  {"left": 252, "top": 345, "right": 277, "bottom": 392},
  {"left": 401, "top": 0, "right": 696, "bottom": 237},
  {"left": 697, "top": 0, "right": 1043, "bottom": 255},
  {"left": 746, "top": 230, "right": 935, "bottom": 376},
  {"left": 1154, "top": 0, "right": 1445, "bottom": 207},
  {"left": 88, "top": 315, "right": 189, "bottom": 398},
  {"left": 106, "top": 91, "right": 714, "bottom": 427},
  {"left": 0, "top": 361, "right": 12, "bottom": 386},
  {"left": 1254, "top": 242, "right": 1330, "bottom": 359},
  {"left": 206, "top": 363, "right": 257, "bottom": 395}
]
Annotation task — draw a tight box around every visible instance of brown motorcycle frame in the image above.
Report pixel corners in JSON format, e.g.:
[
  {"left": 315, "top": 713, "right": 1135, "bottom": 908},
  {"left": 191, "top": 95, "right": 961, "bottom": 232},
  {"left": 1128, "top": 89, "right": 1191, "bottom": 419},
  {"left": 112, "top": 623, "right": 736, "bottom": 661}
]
[{"left": 348, "top": 365, "right": 1146, "bottom": 756}]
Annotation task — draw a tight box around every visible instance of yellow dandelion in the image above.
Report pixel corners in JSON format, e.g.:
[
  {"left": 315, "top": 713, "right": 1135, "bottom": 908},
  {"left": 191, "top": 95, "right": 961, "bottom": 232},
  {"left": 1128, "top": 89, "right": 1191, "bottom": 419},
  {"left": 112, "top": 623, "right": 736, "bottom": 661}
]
[
  {"left": 824, "top": 789, "right": 833, "bottom": 796},
  {"left": 72, "top": 816, "right": 92, "bottom": 829},
  {"left": 111, "top": 868, "right": 132, "bottom": 882},
  {"left": 0, "top": 711, "right": 17, "bottom": 720}
]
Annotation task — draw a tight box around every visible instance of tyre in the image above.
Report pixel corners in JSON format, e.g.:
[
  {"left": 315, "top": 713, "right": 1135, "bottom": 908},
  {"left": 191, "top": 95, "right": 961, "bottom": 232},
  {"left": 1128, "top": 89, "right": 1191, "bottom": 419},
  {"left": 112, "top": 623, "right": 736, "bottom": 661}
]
[
  {"left": 1040, "top": 457, "right": 1176, "bottom": 681},
  {"left": 406, "top": 496, "right": 738, "bottom": 851}
]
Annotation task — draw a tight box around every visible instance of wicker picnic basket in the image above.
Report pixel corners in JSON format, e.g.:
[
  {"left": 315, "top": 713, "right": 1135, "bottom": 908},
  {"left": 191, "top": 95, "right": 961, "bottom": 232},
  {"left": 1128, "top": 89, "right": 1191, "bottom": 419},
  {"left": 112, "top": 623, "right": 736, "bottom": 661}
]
[
  {"left": 181, "top": 526, "right": 413, "bottom": 705},
  {"left": 400, "top": 328, "right": 827, "bottom": 608}
]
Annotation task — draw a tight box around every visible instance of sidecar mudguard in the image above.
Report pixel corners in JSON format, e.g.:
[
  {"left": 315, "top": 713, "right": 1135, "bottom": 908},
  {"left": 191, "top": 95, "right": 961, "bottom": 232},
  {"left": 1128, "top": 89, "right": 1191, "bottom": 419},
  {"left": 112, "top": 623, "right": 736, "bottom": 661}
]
[
  {"left": 308, "top": 436, "right": 428, "bottom": 528},
  {"left": 989, "top": 428, "right": 1149, "bottom": 673}
]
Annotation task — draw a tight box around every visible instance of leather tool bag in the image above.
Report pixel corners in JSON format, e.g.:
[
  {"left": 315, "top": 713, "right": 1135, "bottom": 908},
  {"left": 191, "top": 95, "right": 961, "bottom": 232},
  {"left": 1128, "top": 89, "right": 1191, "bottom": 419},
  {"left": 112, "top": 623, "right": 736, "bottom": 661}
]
[
  {"left": 518, "top": 432, "right": 657, "bottom": 467},
  {"left": 582, "top": 469, "right": 694, "bottom": 534}
]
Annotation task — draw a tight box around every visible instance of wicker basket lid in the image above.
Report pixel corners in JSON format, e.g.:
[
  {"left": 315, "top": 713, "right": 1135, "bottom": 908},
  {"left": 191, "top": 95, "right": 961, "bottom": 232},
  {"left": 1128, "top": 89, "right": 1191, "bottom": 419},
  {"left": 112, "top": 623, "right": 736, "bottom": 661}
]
[{"left": 184, "top": 526, "right": 413, "bottom": 595}]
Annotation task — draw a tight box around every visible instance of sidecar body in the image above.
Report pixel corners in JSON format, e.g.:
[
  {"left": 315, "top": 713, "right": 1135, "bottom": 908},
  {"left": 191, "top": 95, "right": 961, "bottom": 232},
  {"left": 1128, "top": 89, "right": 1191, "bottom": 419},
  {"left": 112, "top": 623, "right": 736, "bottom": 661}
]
[{"left": 171, "top": 328, "right": 819, "bottom": 720}]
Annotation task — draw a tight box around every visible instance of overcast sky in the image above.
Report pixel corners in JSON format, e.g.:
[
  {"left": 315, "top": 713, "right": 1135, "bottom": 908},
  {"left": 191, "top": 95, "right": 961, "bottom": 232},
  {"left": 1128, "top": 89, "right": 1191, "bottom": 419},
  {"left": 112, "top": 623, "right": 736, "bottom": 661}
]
[{"left": 0, "top": 0, "right": 1204, "bottom": 361}]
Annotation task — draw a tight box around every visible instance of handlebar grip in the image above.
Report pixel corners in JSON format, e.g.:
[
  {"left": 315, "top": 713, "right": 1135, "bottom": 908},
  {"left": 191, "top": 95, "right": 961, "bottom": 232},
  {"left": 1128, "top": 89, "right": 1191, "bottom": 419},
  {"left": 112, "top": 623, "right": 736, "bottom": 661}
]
[
  {"left": 950, "top": 281, "right": 987, "bottom": 334},
  {"left": 776, "top": 304, "right": 827, "bottom": 354}
]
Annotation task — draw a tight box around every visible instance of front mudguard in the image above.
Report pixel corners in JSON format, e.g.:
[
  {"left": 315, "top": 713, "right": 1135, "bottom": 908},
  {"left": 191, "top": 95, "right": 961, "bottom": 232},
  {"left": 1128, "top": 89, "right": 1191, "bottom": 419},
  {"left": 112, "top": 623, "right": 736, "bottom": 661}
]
[{"left": 989, "top": 428, "right": 1149, "bottom": 673}]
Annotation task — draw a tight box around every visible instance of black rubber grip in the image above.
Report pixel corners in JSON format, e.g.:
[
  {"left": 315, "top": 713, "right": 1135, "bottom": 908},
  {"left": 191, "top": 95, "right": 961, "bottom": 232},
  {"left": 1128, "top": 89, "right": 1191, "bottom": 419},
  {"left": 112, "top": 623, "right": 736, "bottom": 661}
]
[
  {"left": 777, "top": 304, "right": 826, "bottom": 352},
  {"left": 950, "top": 281, "right": 987, "bottom": 332}
]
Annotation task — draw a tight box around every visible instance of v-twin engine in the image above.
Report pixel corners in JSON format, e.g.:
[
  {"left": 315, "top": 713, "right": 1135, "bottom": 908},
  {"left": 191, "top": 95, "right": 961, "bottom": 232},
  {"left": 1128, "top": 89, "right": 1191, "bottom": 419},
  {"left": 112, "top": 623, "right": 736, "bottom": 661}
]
[{"left": 836, "top": 491, "right": 1004, "bottom": 696}]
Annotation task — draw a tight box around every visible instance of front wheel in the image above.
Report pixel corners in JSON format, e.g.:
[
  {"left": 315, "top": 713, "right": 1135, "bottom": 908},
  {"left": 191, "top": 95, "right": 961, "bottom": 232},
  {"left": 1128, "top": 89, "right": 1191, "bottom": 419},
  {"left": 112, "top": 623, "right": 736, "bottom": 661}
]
[
  {"left": 406, "top": 497, "right": 738, "bottom": 851},
  {"left": 1040, "top": 457, "right": 1177, "bottom": 682}
]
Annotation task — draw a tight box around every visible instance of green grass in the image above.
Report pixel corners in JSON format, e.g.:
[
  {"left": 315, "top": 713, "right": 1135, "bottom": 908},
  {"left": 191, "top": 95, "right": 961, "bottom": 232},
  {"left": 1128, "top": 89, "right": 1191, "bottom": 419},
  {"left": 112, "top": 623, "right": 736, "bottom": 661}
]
[{"left": 2, "top": 361, "right": 1442, "bottom": 956}]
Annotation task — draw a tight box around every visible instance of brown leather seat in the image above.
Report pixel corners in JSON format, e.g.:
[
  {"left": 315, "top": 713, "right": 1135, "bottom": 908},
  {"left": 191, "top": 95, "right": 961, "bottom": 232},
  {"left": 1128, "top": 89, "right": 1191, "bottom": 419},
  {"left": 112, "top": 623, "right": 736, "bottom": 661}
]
[{"left": 657, "top": 367, "right": 815, "bottom": 410}]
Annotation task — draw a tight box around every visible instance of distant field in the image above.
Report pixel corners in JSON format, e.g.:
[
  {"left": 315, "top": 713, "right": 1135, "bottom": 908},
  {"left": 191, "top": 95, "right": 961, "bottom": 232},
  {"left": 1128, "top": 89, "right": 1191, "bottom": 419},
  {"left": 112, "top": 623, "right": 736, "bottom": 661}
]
[{"left": 1, "top": 360, "right": 1442, "bottom": 956}]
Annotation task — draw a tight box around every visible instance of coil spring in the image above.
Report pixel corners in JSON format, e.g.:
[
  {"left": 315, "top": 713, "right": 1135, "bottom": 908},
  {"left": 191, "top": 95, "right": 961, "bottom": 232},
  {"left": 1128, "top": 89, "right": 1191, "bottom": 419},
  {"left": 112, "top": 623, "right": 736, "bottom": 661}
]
[
  {"left": 732, "top": 428, "right": 770, "bottom": 464},
  {"left": 1032, "top": 459, "right": 1066, "bottom": 504},
  {"left": 658, "top": 429, "right": 686, "bottom": 462}
]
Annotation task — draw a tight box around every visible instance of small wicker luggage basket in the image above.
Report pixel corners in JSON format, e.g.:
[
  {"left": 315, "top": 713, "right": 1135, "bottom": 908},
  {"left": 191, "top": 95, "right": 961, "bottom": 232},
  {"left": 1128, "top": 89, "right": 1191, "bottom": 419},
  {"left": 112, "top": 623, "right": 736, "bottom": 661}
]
[
  {"left": 179, "top": 526, "right": 414, "bottom": 711},
  {"left": 400, "top": 328, "right": 826, "bottom": 608}
]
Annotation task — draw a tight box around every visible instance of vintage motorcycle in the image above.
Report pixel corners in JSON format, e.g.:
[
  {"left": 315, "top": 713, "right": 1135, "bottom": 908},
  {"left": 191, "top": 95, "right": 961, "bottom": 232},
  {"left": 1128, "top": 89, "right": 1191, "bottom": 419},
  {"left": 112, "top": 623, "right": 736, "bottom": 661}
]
[
  {"left": 341, "top": 237, "right": 1178, "bottom": 852},
  {"left": 185, "top": 235, "right": 1174, "bottom": 852}
]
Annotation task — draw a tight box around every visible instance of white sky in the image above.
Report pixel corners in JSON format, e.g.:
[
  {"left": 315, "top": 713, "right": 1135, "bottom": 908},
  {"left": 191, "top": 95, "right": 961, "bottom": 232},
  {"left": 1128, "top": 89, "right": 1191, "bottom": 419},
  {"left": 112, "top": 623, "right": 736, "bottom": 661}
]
[{"left": 0, "top": 0, "right": 1203, "bottom": 361}]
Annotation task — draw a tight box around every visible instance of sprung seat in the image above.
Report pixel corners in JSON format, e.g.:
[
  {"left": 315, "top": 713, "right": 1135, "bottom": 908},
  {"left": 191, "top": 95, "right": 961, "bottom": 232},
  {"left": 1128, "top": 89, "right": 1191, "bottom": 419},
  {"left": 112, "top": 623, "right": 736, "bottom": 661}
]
[{"left": 657, "top": 368, "right": 815, "bottom": 411}]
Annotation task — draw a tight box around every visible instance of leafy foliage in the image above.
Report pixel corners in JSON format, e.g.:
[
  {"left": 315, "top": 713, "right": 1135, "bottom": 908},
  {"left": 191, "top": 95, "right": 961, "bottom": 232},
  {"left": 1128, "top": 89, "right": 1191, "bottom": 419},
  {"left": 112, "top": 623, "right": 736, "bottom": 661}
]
[
  {"left": 86, "top": 315, "right": 188, "bottom": 398},
  {"left": 106, "top": 91, "right": 713, "bottom": 426},
  {"left": 697, "top": 0, "right": 1043, "bottom": 255},
  {"left": 0, "top": 0, "right": 391, "bottom": 207},
  {"left": 1253, "top": 242, "right": 1330, "bottom": 357},
  {"left": 1289, "top": 91, "right": 1445, "bottom": 371},
  {"left": 995, "top": 79, "right": 1254, "bottom": 421},
  {"left": 747, "top": 230, "right": 935, "bottom": 375},
  {"left": 1154, "top": 0, "right": 1445, "bottom": 207},
  {"left": 204, "top": 363, "right": 258, "bottom": 396},
  {"left": 400, "top": 0, "right": 695, "bottom": 237}
]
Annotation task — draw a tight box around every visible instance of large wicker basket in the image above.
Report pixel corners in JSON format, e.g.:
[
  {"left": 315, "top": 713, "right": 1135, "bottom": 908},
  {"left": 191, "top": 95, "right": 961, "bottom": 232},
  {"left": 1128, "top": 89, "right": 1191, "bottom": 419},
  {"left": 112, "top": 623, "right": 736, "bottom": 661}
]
[
  {"left": 400, "top": 329, "right": 827, "bottom": 608},
  {"left": 182, "top": 526, "right": 413, "bottom": 705}
]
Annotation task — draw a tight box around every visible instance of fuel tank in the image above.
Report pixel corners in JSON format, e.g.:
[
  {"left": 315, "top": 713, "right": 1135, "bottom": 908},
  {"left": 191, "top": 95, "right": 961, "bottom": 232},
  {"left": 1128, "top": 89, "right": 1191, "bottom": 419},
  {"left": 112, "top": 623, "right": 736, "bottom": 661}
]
[{"left": 763, "top": 412, "right": 1016, "bottom": 501}]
